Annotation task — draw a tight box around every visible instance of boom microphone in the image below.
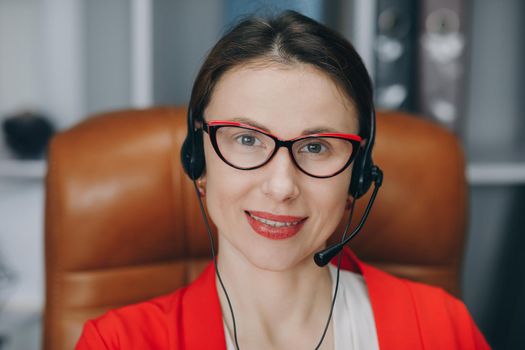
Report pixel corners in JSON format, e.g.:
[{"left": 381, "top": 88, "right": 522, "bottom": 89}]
[{"left": 314, "top": 166, "right": 383, "bottom": 267}]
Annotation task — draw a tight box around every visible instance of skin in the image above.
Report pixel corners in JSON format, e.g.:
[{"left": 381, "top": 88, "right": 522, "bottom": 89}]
[{"left": 200, "top": 61, "right": 359, "bottom": 349}]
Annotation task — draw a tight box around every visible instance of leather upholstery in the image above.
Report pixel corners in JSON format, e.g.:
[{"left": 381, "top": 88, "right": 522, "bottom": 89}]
[{"left": 43, "top": 107, "right": 467, "bottom": 350}]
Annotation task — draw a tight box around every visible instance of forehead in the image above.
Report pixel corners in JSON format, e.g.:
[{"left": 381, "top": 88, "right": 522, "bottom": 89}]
[{"left": 204, "top": 63, "right": 359, "bottom": 136}]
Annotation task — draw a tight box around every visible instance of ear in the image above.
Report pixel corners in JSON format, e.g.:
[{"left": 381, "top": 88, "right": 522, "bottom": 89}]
[
  {"left": 345, "top": 196, "right": 353, "bottom": 210},
  {"left": 197, "top": 176, "right": 207, "bottom": 197}
]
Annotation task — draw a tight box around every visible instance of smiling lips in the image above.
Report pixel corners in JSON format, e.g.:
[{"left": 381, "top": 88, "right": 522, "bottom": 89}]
[{"left": 245, "top": 210, "right": 308, "bottom": 240}]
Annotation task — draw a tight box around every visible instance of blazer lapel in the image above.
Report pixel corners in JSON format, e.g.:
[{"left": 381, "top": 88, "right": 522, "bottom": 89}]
[{"left": 181, "top": 263, "right": 227, "bottom": 349}]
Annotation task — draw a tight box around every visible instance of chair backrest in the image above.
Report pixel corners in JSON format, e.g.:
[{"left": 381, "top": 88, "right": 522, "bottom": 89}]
[{"left": 43, "top": 107, "right": 467, "bottom": 350}]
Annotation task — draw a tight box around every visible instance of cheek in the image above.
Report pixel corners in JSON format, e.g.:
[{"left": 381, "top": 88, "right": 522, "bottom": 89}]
[
  {"left": 204, "top": 140, "right": 247, "bottom": 190},
  {"left": 316, "top": 168, "right": 352, "bottom": 206},
  {"left": 308, "top": 170, "right": 352, "bottom": 235},
  {"left": 202, "top": 140, "right": 247, "bottom": 224}
]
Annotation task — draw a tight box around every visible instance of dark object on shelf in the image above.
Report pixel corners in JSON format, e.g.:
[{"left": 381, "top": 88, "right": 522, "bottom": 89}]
[{"left": 2, "top": 111, "right": 55, "bottom": 159}]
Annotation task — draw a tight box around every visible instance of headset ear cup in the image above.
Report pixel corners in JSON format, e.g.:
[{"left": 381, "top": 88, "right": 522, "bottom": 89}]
[
  {"left": 181, "top": 136, "right": 193, "bottom": 178},
  {"left": 349, "top": 153, "right": 364, "bottom": 197},
  {"left": 358, "top": 161, "right": 374, "bottom": 198},
  {"left": 181, "top": 129, "right": 205, "bottom": 180},
  {"left": 349, "top": 153, "right": 374, "bottom": 199},
  {"left": 191, "top": 129, "right": 205, "bottom": 179}
]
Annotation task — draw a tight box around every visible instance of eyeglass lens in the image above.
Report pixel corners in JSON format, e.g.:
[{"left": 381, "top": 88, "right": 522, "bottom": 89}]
[{"left": 215, "top": 126, "right": 355, "bottom": 177}]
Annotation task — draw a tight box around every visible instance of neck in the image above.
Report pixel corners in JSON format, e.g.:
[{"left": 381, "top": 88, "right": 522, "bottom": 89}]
[{"left": 215, "top": 236, "right": 334, "bottom": 348}]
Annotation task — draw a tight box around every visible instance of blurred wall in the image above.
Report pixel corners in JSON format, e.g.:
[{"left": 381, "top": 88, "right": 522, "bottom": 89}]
[
  {"left": 152, "top": 0, "right": 224, "bottom": 106},
  {"left": 84, "top": 0, "right": 131, "bottom": 116}
]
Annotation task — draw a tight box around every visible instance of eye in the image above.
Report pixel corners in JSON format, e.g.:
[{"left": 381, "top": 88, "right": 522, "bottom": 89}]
[
  {"left": 234, "top": 134, "right": 262, "bottom": 147},
  {"left": 299, "top": 141, "right": 329, "bottom": 154}
]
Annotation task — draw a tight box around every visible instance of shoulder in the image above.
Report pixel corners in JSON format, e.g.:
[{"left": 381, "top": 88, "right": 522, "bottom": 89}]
[
  {"left": 75, "top": 288, "right": 187, "bottom": 350},
  {"left": 361, "top": 263, "right": 491, "bottom": 349},
  {"left": 367, "top": 263, "right": 471, "bottom": 320},
  {"left": 403, "top": 276, "right": 491, "bottom": 349},
  {"left": 75, "top": 262, "right": 223, "bottom": 350}
]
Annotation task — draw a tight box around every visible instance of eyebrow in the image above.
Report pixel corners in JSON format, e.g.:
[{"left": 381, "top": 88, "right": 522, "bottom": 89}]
[
  {"left": 229, "top": 117, "right": 271, "bottom": 132},
  {"left": 229, "top": 116, "right": 343, "bottom": 135}
]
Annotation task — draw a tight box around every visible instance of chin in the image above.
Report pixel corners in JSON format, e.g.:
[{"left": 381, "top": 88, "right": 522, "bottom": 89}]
[
  {"left": 238, "top": 242, "right": 316, "bottom": 272},
  {"left": 217, "top": 222, "right": 326, "bottom": 272}
]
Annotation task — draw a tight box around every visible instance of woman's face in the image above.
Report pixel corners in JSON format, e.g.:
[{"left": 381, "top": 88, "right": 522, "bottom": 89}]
[{"left": 202, "top": 62, "right": 359, "bottom": 271}]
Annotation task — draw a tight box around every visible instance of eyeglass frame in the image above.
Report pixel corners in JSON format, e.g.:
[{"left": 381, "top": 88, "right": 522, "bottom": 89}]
[{"left": 199, "top": 120, "right": 364, "bottom": 179}]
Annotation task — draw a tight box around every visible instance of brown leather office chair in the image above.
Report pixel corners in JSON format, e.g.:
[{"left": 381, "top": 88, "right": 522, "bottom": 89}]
[{"left": 43, "top": 107, "right": 467, "bottom": 350}]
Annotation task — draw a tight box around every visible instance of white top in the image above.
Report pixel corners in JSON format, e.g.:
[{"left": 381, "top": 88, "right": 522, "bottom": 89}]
[{"left": 224, "top": 264, "right": 379, "bottom": 349}]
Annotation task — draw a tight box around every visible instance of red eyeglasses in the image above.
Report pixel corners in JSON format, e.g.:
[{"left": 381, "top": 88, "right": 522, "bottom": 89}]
[{"left": 201, "top": 120, "right": 363, "bottom": 178}]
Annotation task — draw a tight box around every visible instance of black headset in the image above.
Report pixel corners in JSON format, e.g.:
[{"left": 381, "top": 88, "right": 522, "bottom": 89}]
[
  {"left": 181, "top": 109, "right": 206, "bottom": 181},
  {"left": 181, "top": 107, "right": 377, "bottom": 199}
]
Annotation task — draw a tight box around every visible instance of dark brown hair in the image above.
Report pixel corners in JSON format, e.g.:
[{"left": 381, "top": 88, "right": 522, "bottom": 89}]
[{"left": 189, "top": 9, "right": 373, "bottom": 139}]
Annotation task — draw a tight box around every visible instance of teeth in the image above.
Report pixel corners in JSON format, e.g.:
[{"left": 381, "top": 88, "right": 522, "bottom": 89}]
[{"left": 249, "top": 213, "right": 302, "bottom": 227}]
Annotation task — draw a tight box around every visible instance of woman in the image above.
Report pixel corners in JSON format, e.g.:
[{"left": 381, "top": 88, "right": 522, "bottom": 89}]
[{"left": 76, "top": 10, "right": 489, "bottom": 349}]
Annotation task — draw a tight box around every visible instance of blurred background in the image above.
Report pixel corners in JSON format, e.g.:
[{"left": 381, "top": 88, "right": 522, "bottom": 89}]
[{"left": 0, "top": 0, "right": 523, "bottom": 349}]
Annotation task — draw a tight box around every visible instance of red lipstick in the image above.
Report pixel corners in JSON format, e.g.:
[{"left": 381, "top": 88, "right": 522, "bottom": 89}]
[{"left": 245, "top": 211, "right": 307, "bottom": 240}]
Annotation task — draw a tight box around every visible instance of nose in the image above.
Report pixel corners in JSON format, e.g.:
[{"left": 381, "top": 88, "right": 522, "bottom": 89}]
[{"left": 261, "top": 147, "right": 300, "bottom": 202}]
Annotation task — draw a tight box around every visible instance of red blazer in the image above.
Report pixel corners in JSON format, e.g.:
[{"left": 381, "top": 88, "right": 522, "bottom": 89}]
[{"left": 76, "top": 249, "right": 490, "bottom": 349}]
